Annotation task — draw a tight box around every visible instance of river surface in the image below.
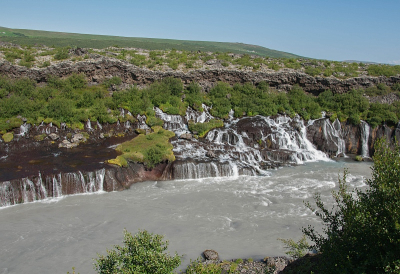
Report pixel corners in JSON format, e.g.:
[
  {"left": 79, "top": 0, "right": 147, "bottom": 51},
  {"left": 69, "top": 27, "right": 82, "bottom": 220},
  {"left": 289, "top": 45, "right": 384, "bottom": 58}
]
[{"left": 0, "top": 160, "right": 371, "bottom": 274}]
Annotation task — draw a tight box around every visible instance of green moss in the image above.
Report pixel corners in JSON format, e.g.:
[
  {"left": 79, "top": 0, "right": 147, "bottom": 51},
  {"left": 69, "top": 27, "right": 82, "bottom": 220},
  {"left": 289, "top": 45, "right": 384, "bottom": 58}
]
[
  {"left": 2, "top": 132, "right": 14, "bottom": 142},
  {"left": 355, "top": 155, "right": 363, "bottom": 162},
  {"left": 107, "top": 129, "right": 175, "bottom": 168},
  {"left": 106, "top": 155, "right": 128, "bottom": 167},
  {"left": 146, "top": 116, "right": 164, "bottom": 127},
  {"left": 188, "top": 119, "right": 224, "bottom": 138},
  {"left": 34, "top": 134, "right": 47, "bottom": 141},
  {"left": 68, "top": 122, "right": 84, "bottom": 130},
  {"left": 135, "top": 128, "right": 146, "bottom": 135}
]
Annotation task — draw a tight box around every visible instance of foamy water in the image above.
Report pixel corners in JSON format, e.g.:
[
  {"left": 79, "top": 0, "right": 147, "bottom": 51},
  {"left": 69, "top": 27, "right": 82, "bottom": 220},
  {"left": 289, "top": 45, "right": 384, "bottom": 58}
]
[{"left": 0, "top": 160, "right": 371, "bottom": 274}]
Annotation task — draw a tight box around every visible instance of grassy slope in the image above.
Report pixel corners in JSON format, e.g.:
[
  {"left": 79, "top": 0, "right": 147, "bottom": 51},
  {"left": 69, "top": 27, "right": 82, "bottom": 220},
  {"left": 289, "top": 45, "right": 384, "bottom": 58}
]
[{"left": 0, "top": 26, "right": 300, "bottom": 58}]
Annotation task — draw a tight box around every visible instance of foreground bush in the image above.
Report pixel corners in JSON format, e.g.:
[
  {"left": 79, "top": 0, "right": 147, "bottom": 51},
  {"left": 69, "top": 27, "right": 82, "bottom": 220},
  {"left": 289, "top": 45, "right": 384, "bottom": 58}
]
[
  {"left": 94, "top": 230, "right": 181, "bottom": 274},
  {"left": 303, "top": 138, "right": 400, "bottom": 273}
]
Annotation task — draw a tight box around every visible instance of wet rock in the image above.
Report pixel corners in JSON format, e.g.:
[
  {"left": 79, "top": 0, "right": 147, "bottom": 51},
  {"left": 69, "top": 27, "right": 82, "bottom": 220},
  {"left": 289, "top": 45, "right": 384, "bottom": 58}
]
[
  {"left": 71, "top": 133, "right": 86, "bottom": 143},
  {"left": 206, "top": 150, "right": 216, "bottom": 158},
  {"left": 203, "top": 249, "right": 219, "bottom": 261},
  {"left": 264, "top": 256, "right": 291, "bottom": 274},
  {"left": 179, "top": 133, "right": 192, "bottom": 140},
  {"left": 48, "top": 133, "right": 59, "bottom": 140},
  {"left": 58, "top": 139, "right": 78, "bottom": 149}
]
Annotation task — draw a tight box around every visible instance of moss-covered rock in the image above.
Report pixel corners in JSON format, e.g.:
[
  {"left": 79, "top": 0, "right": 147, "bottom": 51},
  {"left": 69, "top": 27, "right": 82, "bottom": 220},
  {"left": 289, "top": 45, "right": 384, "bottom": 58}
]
[
  {"left": 2, "top": 132, "right": 14, "bottom": 142},
  {"left": 106, "top": 128, "right": 175, "bottom": 168},
  {"left": 34, "top": 134, "right": 47, "bottom": 141}
]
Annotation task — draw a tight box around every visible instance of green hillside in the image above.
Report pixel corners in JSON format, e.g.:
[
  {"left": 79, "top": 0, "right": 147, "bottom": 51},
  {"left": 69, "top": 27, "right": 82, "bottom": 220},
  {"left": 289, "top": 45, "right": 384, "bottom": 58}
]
[{"left": 0, "top": 26, "right": 300, "bottom": 58}]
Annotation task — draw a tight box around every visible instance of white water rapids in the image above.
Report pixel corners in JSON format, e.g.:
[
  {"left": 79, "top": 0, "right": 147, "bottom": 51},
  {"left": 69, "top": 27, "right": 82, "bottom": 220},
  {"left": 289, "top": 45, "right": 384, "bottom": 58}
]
[{"left": 0, "top": 160, "right": 371, "bottom": 274}]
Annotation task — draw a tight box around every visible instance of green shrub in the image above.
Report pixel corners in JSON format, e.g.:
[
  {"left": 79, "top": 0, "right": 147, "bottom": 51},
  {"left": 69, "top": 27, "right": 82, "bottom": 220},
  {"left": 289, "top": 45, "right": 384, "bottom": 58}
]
[
  {"left": 355, "top": 155, "right": 363, "bottom": 161},
  {"left": 278, "top": 235, "right": 309, "bottom": 259},
  {"left": 94, "top": 230, "right": 181, "bottom": 274},
  {"left": 40, "top": 61, "right": 51, "bottom": 68},
  {"left": 54, "top": 47, "right": 69, "bottom": 60},
  {"left": 145, "top": 147, "right": 163, "bottom": 168},
  {"left": 305, "top": 66, "right": 321, "bottom": 76},
  {"left": 103, "top": 76, "right": 122, "bottom": 88},
  {"left": 367, "top": 64, "right": 400, "bottom": 77},
  {"left": 303, "top": 139, "right": 400, "bottom": 273},
  {"left": 188, "top": 119, "right": 224, "bottom": 138}
]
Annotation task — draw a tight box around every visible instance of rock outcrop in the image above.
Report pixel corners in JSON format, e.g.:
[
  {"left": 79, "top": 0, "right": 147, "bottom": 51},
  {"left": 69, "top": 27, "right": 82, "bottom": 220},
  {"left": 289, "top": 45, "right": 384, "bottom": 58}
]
[{"left": 1, "top": 58, "right": 399, "bottom": 95}]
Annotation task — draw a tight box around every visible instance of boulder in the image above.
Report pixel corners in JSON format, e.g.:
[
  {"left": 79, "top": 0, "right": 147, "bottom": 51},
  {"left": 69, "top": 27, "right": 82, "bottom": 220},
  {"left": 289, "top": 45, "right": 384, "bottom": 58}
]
[
  {"left": 71, "top": 133, "right": 86, "bottom": 143},
  {"left": 206, "top": 150, "right": 216, "bottom": 158},
  {"left": 58, "top": 140, "right": 78, "bottom": 149},
  {"left": 180, "top": 133, "right": 193, "bottom": 140},
  {"left": 48, "top": 133, "right": 59, "bottom": 140},
  {"left": 203, "top": 249, "right": 219, "bottom": 261}
]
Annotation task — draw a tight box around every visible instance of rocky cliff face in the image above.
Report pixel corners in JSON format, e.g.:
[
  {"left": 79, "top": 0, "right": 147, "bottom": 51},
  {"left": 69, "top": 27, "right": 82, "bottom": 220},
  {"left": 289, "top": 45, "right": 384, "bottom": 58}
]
[{"left": 1, "top": 58, "right": 399, "bottom": 94}]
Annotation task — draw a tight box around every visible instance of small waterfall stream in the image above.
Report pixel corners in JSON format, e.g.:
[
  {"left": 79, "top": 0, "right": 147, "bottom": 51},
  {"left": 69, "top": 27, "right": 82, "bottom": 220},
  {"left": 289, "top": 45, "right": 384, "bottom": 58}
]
[
  {"left": 361, "top": 121, "right": 370, "bottom": 158},
  {"left": 0, "top": 169, "right": 107, "bottom": 207}
]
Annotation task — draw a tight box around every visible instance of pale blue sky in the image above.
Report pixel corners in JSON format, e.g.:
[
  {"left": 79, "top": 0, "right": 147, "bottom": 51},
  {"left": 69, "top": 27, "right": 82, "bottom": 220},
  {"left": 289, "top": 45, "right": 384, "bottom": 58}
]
[{"left": 0, "top": 0, "right": 399, "bottom": 63}]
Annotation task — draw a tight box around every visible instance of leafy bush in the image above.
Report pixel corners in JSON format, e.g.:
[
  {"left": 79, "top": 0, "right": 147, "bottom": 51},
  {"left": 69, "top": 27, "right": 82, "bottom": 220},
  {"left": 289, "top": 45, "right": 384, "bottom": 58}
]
[
  {"left": 278, "top": 235, "right": 309, "bottom": 259},
  {"left": 367, "top": 64, "right": 400, "bottom": 77},
  {"left": 305, "top": 66, "right": 321, "bottom": 77},
  {"left": 145, "top": 147, "right": 163, "bottom": 168},
  {"left": 103, "top": 76, "right": 122, "bottom": 88},
  {"left": 54, "top": 47, "right": 69, "bottom": 60},
  {"left": 303, "top": 139, "right": 400, "bottom": 273},
  {"left": 94, "top": 230, "right": 181, "bottom": 274},
  {"left": 188, "top": 119, "right": 224, "bottom": 138}
]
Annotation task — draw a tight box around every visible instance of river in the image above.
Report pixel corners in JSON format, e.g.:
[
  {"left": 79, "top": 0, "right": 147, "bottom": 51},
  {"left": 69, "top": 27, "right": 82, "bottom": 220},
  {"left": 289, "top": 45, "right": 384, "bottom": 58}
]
[{"left": 0, "top": 160, "right": 371, "bottom": 274}]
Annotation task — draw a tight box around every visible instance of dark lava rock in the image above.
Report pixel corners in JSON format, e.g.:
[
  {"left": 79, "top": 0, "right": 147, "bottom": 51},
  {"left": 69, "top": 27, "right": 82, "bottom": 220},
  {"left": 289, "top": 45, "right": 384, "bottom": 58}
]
[
  {"left": 206, "top": 150, "right": 216, "bottom": 158},
  {"left": 203, "top": 249, "right": 219, "bottom": 261},
  {"left": 179, "top": 133, "right": 193, "bottom": 140}
]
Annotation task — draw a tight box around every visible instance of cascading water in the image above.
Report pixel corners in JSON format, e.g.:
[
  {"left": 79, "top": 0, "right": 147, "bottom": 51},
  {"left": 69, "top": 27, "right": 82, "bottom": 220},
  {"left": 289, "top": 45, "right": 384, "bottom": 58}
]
[
  {"left": 360, "top": 121, "right": 370, "bottom": 158},
  {"left": 137, "top": 114, "right": 150, "bottom": 130},
  {"left": 97, "top": 120, "right": 103, "bottom": 130},
  {"left": 169, "top": 107, "right": 331, "bottom": 179},
  {"left": 185, "top": 104, "right": 214, "bottom": 123},
  {"left": 86, "top": 119, "right": 92, "bottom": 131},
  {"left": 155, "top": 107, "right": 188, "bottom": 135},
  {"left": 18, "top": 123, "right": 30, "bottom": 137},
  {"left": 317, "top": 118, "right": 347, "bottom": 157},
  {"left": 0, "top": 169, "right": 107, "bottom": 207}
]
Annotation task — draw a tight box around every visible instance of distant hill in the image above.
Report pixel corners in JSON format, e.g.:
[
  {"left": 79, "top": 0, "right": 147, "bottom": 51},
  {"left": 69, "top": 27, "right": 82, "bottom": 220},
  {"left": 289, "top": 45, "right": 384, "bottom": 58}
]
[{"left": 0, "top": 26, "right": 301, "bottom": 58}]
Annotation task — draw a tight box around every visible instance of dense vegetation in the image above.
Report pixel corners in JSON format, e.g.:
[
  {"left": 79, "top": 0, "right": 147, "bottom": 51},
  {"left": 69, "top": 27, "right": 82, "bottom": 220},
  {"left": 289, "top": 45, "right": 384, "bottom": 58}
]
[
  {"left": 94, "top": 230, "right": 181, "bottom": 274},
  {"left": 298, "top": 139, "right": 400, "bottom": 273},
  {"left": 0, "top": 74, "right": 399, "bottom": 136},
  {"left": 107, "top": 126, "right": 175, "bottom": 168}
]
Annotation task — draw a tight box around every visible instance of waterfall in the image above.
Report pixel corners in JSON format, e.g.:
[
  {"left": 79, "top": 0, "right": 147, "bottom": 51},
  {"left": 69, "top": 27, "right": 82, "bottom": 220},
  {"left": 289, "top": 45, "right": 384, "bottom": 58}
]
[
  {"left": 97, "top": 120, "right": 103, "bottom": 130},
  {"left": 52, "top": 174, "right": 63, "bottom": 198},
  {"left": 137, "top": 114, "right": 150, "bottom": 130},
  {"left": 0, "top": 169, "right": 107, "bottom": 207},
  {"left": 155, "top": 107, "right": 188, "bottom": 135},
  {"left": 86, "top": 119, "right": 92, "bottom": 131},
  {"left": 18, "top": 123, "right": 30, "bottom": 137},
  {"left": 319, "top": 118, "right": 347, "bottom": 157},
  {"left": 361, "top": 121, "right": 370, "bottom": 158},
  {"left": 259, "top": 116, "right": 328, "bottom": 164},
  {"left": 172, "top": 161, "right": 255, "bottom": 180},
  {"left": 185, "top": 104, "right": 214, "bottom": 123},
  {"left": 0, "top": 181, "right": 16, "bottom": 207}
]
